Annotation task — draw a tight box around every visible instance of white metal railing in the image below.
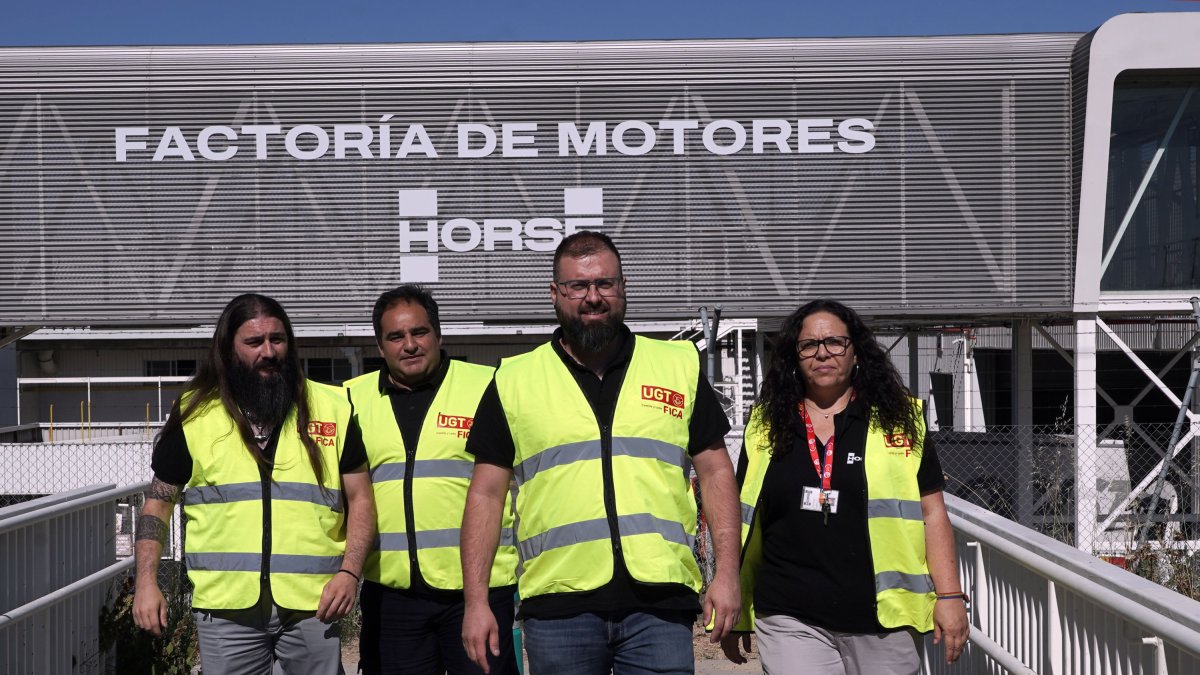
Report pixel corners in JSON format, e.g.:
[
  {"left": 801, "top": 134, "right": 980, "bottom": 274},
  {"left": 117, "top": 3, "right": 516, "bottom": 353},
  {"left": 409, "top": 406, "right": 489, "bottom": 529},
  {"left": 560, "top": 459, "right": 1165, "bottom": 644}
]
[
  {"left": 923, "top": 494, "right": 1200, "bottom": 674},
  {"left": 0, "top": 482, "right": 148, "bottom": 675}
]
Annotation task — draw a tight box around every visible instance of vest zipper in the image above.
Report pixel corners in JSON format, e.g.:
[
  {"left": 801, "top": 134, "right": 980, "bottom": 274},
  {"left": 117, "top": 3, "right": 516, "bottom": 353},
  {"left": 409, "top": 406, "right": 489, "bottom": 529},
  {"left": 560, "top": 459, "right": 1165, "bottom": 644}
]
[
  {"left": 261, "top": 465, "right": 271, "bottom": 585},
  {"left": 583, "top": 367, "right": 628, "bottom": 563},
  {"left": 599, "top": 422, "right": 622, "bottom": 555},
  {"left": 403, "top": 441, "right": 419, "bottom": 581}
]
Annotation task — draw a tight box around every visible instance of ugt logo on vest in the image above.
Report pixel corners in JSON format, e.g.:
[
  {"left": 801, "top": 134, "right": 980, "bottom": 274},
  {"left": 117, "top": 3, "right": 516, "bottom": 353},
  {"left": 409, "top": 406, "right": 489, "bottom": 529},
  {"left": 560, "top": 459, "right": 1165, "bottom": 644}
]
[
  {"left": 641, "top": 385, "right": 686, "bottom": 419},
  {"left": 436, "top": 413, "right": 474, "bottom": 438},
  {"left": 307, "top": 421, "right": 338, "bottom": 447},
  {"left": 884, "top": 433, "right": 913, "bottom": 457}
]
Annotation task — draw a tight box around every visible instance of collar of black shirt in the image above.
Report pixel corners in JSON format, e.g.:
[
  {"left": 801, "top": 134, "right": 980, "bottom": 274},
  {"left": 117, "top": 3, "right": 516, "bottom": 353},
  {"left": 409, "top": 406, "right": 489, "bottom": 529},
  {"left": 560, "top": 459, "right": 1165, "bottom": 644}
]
[
  {"left": 377, "top": 350, "right": 451, "bottom": 395},
  {"left": 550, "top": 324, "right": 634, "bottom": 378}
]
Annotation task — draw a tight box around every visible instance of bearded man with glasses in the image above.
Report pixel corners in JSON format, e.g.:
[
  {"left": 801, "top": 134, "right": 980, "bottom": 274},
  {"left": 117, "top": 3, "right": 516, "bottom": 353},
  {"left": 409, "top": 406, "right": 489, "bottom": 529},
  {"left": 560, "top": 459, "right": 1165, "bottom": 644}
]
[{"left": 460, "top": 231, "right": 742, "bottom": 675}]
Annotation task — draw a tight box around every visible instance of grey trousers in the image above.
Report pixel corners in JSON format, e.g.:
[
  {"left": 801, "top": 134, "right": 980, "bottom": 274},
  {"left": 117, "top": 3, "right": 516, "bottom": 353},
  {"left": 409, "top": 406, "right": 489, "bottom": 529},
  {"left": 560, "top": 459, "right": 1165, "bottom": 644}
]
[
  {"left": 755, "top": 613, "right": 921, "bottom": 675},
  {"left": 193, "top": 588, "right": 343, "bottom": 675}
]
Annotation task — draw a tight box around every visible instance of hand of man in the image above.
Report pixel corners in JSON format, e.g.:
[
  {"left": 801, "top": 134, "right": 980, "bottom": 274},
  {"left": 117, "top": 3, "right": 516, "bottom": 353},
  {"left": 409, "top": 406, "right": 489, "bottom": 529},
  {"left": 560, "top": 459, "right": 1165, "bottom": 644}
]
[
  {"left": 703, "top": 571, "right": 741, "bottom": 642},
  {"left": 315, "top": 572, "right": 358, "bottom": 623},
  {"left": 132, "top": 584, "right": 169, "bottom": 636},
  {"left": 719, "top": 633, "right": 752, "bottom": 664},
  {"left": 932, "top": 597, "right": 970, "bottom": 664},
  {"left": 461, "top": 599, "right": 500, "bottom": 673}
]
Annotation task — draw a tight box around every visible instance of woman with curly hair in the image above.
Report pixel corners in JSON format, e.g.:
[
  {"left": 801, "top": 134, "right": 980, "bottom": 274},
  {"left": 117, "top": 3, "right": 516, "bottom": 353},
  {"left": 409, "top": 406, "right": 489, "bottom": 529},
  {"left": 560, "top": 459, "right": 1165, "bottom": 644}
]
[{"left": 720, "top": 299, "right": 968, "bottom": 674}]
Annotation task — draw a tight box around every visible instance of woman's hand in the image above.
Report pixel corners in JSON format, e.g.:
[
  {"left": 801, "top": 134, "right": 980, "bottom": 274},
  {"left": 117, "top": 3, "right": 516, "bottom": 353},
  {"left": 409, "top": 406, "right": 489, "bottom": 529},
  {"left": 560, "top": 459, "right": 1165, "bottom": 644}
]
[{"left": 932, "top": 597, "right": 970, "bottom": 663}]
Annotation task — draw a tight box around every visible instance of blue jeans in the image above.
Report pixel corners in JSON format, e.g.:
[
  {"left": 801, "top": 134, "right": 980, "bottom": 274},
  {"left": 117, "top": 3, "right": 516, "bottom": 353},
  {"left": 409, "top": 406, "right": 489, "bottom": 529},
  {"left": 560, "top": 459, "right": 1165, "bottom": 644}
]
[{"left": 523, "top": 610, "right": 695, "bottom": 675}]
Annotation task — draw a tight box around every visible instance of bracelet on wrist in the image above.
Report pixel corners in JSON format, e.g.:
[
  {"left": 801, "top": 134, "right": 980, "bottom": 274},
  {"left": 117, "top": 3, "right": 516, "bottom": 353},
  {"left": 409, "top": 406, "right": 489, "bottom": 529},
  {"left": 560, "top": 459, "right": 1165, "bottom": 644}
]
[
  {"left": 936, "top": 592, "right": 968, "bottom": 602},
  {"left": 337, "top": 568, "right": 361, "bottom": 582}
]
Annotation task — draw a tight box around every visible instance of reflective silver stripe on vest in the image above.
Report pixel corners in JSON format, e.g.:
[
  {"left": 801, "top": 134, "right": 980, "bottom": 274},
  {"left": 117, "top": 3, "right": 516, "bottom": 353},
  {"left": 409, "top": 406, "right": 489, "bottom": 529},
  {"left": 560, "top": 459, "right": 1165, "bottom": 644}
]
[
  {"left": 876, "top": 570, "right": 935, "bottom": 595},
  {"left": 371, "top": 462, "right": 406, "bottom": 483},
  {"left": 867, "top": 499, "right": 924, "bottom": 522},
  {"left": 183, "top": 482, "right": 261, "bottom": 506},
  {"left": 514, "top": 437, "right": 686, "bottom": 486},
  {"left": 416, "top": 528, "right": 462, "bottom": 549},
  {"left": 616, "top": 513, "right": 695, "bottom": 550},
  {"left": 740, "top": 502, "right": 755, "bottom": 528},
  {"left": 376, "top": 527, "right": 516, "bottom": 551},
  {"left": 375, "top": 533, "right": 409, "bottom": 551},
  {"left": 514, "top": 440, "right": 600, "bottom": 486},
  {"left": 271, "top": 554, "right": 344, "bottom": 575},
  {"left": 518, "top": 517, "right": 610, "bottom": 561},
  {"left": 184, "top": 482, "right": 341, "bottom": 511},
  {"left": 518, "top": 514, "right": 693, "bottom": 561},
  {"left": 272, "top": 482, "right": 343, "bottom": 512},
  {"left": 185, "top": 552, "right": 343, "bottom": 575},
  {"left": 371, "top": 460, "right": 474, "bottom": 483},
  {"left": 412, "top": 459, "right": 475, "bottom": 480},
  {"left": 186, "top": 552, "right": 260, "bottom": 572},
  {"left": 611, "top": 437, "right": 686, "bottom": 471}
]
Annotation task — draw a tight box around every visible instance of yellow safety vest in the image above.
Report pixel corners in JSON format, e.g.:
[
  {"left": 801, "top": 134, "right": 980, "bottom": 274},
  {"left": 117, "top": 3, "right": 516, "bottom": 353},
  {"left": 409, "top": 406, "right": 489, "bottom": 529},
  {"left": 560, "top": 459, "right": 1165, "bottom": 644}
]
[
  {"left": 733, "top": 400, "right": 934, "bottom": 632},
  {"left": 494, "top": 336, "right": 702, "bottom": 600},
  {"left": 346, "top": 361, "right": 517, "bottom": 590},
  {"left": 181, "top": 381, "right": 351, "bottom": 611}
]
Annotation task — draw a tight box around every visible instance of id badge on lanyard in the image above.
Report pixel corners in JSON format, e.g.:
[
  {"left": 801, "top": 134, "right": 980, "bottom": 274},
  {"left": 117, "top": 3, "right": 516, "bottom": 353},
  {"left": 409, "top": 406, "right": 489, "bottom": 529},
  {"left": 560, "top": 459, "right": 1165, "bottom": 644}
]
[{"left": 799, "top": 404, "right": 838, "bottom": 525}]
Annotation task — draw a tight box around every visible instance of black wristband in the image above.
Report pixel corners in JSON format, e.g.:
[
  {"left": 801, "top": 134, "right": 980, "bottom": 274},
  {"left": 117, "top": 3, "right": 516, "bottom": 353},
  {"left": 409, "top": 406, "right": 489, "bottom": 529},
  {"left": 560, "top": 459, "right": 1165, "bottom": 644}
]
[{"left": 337, "top": 568, "right": 360, "bottom": 582}]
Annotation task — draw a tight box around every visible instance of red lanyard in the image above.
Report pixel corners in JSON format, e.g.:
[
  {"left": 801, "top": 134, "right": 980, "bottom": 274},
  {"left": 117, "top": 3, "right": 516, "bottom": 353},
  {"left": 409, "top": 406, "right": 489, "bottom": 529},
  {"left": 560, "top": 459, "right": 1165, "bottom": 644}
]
[{"left": 799, "top": 403, "right": 834, "bottom": 497}]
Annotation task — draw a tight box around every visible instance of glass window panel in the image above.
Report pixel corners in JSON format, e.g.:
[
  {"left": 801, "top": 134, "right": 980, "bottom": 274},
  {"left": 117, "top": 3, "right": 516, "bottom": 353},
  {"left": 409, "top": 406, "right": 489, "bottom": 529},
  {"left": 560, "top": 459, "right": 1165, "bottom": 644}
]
[{"left": 1101, "top": 70, "right": 1200, "bottom": 292}]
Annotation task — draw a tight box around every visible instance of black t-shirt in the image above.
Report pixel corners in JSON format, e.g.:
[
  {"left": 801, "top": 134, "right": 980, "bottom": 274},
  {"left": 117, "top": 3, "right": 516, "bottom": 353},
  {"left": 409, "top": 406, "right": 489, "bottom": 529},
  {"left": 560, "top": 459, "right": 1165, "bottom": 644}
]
[
  {"left": 752, "top": 399, "right": 944, "bottom": 633},
  {"left": 466, "top": 326, "right": 732, "bottom": 619},
  {"left": 376, "top": 352, "right": 450, "bottom": 459}
]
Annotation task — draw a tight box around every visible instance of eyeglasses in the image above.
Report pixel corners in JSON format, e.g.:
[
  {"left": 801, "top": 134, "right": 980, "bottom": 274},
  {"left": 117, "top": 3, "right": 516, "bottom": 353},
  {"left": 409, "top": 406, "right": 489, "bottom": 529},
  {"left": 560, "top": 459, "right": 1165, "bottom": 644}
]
[
  {"left": 797, "top": 336, "right": 852, "bottom": 357},
  {"left": 556, "top": 277, "right": 624, "bottom": 299}
]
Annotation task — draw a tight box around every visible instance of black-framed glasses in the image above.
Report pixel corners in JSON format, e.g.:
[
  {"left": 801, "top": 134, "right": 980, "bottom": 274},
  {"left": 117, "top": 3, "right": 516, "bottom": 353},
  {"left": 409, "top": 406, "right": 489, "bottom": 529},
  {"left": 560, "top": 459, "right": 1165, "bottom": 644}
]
[
  {"left": 797, "top": 336, "right": 852, "bottom": 357},
  {"left": 556, "top": 276, "right": 624, "bottom": 299}
]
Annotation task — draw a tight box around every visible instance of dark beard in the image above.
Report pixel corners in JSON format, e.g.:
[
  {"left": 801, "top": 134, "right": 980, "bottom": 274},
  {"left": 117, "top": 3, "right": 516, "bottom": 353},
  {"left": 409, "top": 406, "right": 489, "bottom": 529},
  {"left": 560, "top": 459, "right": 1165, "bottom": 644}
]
[
  {"left": 556, "top": 304, "right": 624, "bottom": 353},
  {"left": 229, "top": 357, "right": 296, "bottom": 428}
]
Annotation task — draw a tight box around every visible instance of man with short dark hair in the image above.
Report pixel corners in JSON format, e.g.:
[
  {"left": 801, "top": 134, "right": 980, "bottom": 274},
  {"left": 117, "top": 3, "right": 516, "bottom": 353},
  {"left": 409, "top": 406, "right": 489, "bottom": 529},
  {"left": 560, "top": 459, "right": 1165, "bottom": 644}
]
[
  {"left": 461, "top": 232, "right": 743, "bottom": 674},
  {"left": 346, "top": 285, "right": 518, "bottom": 675},
  {"left": 133, "top": 293, "right": 374, "bottom": 674}
]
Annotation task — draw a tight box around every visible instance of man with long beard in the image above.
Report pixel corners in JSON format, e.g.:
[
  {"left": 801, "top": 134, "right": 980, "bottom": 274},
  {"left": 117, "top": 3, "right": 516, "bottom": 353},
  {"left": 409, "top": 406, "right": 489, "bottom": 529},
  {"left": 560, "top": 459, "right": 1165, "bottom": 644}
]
[
  {"left": 133, "top": 293, "right": 375, "bottom": 674},
  {"left": 460, "top": 232, "right": 743, "bottom": 674}
]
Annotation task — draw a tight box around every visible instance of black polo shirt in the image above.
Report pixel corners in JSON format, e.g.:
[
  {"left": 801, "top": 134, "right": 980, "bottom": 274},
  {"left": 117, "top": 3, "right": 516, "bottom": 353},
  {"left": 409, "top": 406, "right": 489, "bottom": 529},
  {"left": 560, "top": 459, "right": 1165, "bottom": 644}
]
[
  {"left": 467, "top": 325, "right": 732, "bottom": 619},
  {"left": 751, "top": 399, "right": 944, "bottom": 633}
]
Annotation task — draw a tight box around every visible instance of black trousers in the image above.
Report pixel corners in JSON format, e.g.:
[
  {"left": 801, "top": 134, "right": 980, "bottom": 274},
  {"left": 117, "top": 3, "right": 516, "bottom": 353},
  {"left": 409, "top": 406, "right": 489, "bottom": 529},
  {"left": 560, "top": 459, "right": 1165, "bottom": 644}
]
[{"left": 358, "top": 580, "right": 519, "bottom": 675}]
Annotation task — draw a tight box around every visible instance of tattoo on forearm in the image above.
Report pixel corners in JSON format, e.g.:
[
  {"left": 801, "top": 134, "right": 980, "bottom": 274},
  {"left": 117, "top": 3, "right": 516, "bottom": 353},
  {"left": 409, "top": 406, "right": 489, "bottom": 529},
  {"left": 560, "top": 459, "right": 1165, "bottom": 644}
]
[
  {"left": 146, "top": 478, "right": 182, "bottom": 504},
  {"left": 136, "top": 514, "right": 170, "bottom": 545}
]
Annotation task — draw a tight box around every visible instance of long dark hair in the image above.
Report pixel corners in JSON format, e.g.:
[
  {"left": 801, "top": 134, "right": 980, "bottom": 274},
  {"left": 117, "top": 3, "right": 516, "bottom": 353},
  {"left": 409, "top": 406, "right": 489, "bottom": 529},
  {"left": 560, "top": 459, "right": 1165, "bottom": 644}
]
[
  {"left": 755, "top": 299, "right": 921, "bottom": 457},
  {"left": 159, "top": 294, "right": 326, "bottom": 486}
]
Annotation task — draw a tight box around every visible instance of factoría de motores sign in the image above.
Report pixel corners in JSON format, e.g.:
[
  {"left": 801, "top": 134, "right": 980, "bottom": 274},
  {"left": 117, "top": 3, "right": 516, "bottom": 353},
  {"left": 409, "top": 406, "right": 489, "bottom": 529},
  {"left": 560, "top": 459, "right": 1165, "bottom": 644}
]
[
  {"left": 110, "top": 117, "right": 877, "bottom": 284},
  {"left": 113, "top": 118, "right": 878, "bottom": 162}
]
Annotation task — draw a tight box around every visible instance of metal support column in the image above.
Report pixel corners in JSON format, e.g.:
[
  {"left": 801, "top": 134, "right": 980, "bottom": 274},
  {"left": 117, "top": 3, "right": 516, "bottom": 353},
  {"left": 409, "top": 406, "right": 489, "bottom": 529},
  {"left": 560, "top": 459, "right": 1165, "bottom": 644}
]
[
  {"left": 908, "top": 332, "right": 921, "bottom": 400},
  {"left": 753, "top": 330, "right": 765, "bottom": 396},
  {"left": 1076, "top": 316, "right": 1099, "bottom": 553},
  {"left": 1014, "top": 320, "right": 1034, "bottom": 528}
]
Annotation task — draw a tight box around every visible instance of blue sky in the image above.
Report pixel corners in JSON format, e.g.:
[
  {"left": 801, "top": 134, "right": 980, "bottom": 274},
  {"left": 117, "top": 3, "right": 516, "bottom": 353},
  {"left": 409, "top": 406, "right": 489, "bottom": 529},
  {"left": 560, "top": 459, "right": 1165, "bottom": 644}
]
[{"left": 1, "top": 0, "right": 1197, "bottom": 45}]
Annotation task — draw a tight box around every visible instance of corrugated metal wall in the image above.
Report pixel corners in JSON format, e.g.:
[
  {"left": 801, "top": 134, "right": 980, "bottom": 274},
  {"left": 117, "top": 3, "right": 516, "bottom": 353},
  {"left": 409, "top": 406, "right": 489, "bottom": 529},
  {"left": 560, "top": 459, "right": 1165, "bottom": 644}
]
[{"left": 0, "top": 35, "right": 1080, "bottom": 326}]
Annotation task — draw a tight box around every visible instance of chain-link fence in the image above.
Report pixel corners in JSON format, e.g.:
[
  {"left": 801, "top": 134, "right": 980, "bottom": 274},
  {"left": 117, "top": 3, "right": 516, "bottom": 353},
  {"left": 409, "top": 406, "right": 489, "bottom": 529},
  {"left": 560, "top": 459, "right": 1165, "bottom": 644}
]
[
  {"left": 0, "top": 435, "right": 155, "bottom": 507},
  {"left": 936, "top": 421, "right": 1200, "bottom": 555}
]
